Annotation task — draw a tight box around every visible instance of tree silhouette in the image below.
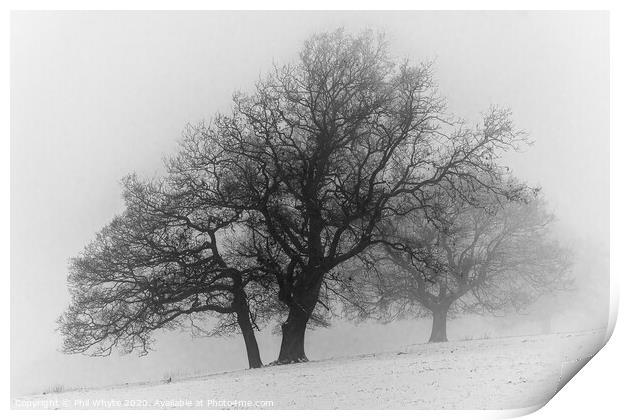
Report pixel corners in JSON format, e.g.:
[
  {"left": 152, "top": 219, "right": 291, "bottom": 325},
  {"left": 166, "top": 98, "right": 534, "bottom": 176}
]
[
  {"left": 59, "top": 176, "right": 274, "bottom": 368},
  {"left": 342, "top": 186, "right": 572, "bottom": 342},
  {"left": 167, "top": 29, "right": 528, "bottom": 362}
]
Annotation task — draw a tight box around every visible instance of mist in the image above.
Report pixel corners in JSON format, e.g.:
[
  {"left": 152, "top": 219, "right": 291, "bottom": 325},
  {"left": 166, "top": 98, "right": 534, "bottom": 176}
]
[{"left": 11, "top": 11, "right": 609, "bottom": 397}]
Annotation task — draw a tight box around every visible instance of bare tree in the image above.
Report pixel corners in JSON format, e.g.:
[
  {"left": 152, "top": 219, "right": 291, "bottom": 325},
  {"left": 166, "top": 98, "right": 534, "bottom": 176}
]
[
  {"left": 167, "top": 29, "right": 528, "bottom": 362},
  {"left": 345, "top": 187, "right": 572, "bottom": 342},
  {"left": 58, "top": 176, "right": 272, "bottom": 368}
]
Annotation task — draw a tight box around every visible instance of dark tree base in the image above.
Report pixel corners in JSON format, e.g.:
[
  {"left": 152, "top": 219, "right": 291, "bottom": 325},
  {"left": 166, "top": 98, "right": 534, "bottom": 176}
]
[
  {"left": 248, "top": 363, "right": 264, "bottom": 369},
  {"left": 268, "top": 356, "right": 309, "bottom": 366},
  {"left": 276, "top": 307, "right": 310, "bottom": 364}
]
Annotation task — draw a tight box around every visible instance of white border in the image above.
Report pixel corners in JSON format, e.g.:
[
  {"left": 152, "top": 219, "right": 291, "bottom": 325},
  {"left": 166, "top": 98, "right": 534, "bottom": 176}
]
[{"left": 2, "top": 2, "right": 616, "bottom": 420}]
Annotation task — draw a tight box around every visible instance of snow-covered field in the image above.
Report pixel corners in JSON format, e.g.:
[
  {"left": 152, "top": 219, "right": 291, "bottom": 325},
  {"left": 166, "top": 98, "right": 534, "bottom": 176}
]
[{"left": 13, "top": 330, "right": 606, "bottom": 410}]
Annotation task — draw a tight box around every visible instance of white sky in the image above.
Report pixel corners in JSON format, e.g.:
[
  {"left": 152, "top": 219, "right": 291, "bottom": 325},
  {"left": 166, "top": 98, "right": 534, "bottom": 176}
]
[{"left": 11, "top": 11, "right": 609, "bottom": 396}]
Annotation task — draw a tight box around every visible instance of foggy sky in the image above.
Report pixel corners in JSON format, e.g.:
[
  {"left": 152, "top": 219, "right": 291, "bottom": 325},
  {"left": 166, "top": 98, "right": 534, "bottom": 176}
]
[{"left": 11, "top": 11, "right": 609, "bottom": 396}]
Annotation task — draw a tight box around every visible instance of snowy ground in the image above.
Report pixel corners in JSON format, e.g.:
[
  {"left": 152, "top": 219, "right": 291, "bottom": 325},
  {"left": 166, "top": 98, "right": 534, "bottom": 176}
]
[{"left": 13, "top": 330, "right": 606, "bottom": 410}]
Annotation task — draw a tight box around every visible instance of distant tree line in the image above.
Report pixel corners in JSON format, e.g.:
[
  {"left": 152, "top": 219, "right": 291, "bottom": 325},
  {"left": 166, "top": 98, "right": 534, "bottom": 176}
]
[{"left": 59, "top": 29, "right": 571, "bottom": 368}]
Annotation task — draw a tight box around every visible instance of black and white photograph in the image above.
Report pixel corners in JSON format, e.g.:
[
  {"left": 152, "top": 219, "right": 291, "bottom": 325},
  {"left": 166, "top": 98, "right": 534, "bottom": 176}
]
[{"left": 8, "top": 7, "right": 614, "bottom": 414}]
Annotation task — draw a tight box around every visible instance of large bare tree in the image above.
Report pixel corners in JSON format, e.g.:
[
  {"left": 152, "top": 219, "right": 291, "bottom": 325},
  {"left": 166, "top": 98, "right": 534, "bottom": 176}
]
[{"left": 167, "top": 29, "right": 528, "bottom": 362}]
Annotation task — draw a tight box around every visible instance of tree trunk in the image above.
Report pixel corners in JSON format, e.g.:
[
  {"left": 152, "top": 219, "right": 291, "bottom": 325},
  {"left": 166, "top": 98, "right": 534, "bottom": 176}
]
[
  {"left": 429, "top": 307, "right": 449, "bottom": 343},
  {"left": 234, "top": 290, "right": 263, "bottom": 369},
  {"left": 277, "top": 305, "right": 311, "bottom": 363},
  {"left": 276, "top": 273, "right": 322, "bottom": 364}
]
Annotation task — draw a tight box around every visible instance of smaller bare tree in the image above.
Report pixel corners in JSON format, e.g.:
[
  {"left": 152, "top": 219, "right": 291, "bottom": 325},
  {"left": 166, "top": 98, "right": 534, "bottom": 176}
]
[
  {"left": 342, "top": 187, "right": 572, "bottom": 342},
  {"left": 58, "top": 176, "right": 274, "bottom": 368}
]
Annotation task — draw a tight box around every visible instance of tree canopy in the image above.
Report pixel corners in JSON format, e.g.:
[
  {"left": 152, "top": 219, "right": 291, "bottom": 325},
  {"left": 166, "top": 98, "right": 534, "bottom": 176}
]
[
  {"left": 60, "top": 29, "right": 547, "bottom": 366},
  {"left": 59, "top": 175, "right": 272, "bottom": 367},
  {"left": 339, "top": 185, "right": 572, "bottom": 342}
]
